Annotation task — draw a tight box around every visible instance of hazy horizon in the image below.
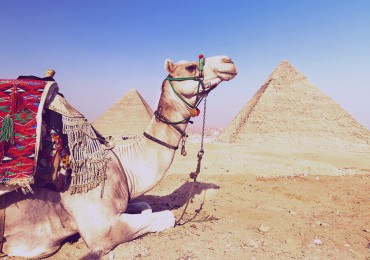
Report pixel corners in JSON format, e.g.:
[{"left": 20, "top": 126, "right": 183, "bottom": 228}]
[{"left": 1, "top": 1, "right": 369, "bottom": 130}]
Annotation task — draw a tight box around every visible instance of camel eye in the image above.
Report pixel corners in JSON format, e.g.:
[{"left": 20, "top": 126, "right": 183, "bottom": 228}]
[{"left": 185, "top": 65, "right": 197, "bottom": 73}]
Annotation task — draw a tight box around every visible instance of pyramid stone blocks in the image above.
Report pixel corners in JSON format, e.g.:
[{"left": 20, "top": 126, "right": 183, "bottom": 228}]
[
  {"left": 218, "top": 61, "right": 370, "bottom": 153},
  {"left": 93, "top": 89, "right": 153, "bottom": 139}
]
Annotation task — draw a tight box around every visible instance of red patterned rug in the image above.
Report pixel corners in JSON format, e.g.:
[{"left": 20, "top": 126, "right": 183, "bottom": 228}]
[{"left": 0, "top": 79, "right": 48, "bottom": 187}]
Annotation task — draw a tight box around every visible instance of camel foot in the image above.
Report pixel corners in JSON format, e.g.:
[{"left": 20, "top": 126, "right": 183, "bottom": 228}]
[{"left": 150, "top": 210, "right": 175, "bottom": 232}]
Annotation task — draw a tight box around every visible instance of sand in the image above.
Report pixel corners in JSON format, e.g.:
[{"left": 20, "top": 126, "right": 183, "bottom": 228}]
[{"left": 5, "top": 142, "right": 367, "bottom": 260}]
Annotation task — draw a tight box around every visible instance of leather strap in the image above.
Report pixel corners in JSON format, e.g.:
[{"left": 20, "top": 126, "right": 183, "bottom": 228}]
[
  {"left": 154, "top": 111, "right": 188, "bottom": 137},
  {"left": 143, "top": 132, "right": 178, "bottom": 150}
]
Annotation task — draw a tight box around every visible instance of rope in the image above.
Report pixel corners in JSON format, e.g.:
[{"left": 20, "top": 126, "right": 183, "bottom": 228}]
[
  {"left": 176, "top": 94, "right": 208, "bottom": 226},
  {"left": 175, "top": 180, "right": 197, "bottom": 226}
]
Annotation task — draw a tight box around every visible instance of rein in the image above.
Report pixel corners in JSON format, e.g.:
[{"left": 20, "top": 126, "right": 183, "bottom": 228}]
[
  {"left": 142, "top": 55, "right": 209, "bottom": 225},
  {"left": 176, "top": 93, "right": 207, "bottom": 226}
]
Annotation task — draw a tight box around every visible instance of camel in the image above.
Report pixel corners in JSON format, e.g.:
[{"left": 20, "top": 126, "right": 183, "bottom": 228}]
[{"left": 0, "top": 55, "right": 237, "bottom": 258}]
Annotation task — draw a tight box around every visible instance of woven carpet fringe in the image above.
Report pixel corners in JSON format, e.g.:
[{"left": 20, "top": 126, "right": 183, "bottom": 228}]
[{"left": 62, "top": 116, "right": 110, "bottom": 194}]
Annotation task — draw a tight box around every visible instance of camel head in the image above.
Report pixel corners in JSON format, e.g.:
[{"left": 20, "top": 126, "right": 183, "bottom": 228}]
[
  {"left": 160, "top": 55, "right": 237, "bottom": 119},
  {"left": 164, "top": 55, "right": 237, "bottom": 100}
]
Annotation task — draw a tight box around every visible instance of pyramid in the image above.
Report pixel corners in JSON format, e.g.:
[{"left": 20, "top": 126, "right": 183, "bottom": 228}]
[
  {"left": 218, "top": 61, "right": 370, "bottom": 152},
  {"left": 93, "top": 89, "right": 153, "bottom": 137}
]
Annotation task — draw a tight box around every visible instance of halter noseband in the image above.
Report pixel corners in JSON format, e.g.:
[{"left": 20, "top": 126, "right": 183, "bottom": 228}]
[
  {"left": 143, "top": 55, "right": 207, "bottom": 151},
  {"left": 165, "top": 54, "right": 206, "bottom": 124}
]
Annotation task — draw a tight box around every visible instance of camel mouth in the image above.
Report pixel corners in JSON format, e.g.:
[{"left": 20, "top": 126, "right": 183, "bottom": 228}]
[
  {"left": 215, "top": 71, "right": 238, "bottom": 81},
  {"left": 202, "top": 70, "right": 237, "bottom": 92},
  {"left": 204, "top": 78, "right": 222, "bottom": 90}
]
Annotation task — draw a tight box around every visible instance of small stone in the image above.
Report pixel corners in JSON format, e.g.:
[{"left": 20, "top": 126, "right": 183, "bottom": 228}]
[
  {"left": 316, "top": 221, "right": 330, "bottom": 227},
  {"left": 364, "top": 229, "right": 370, "bottom": 233},
  {"left": 246, "top": 239, "right": 259, "bottom": 248},
  {"left": 259, "top": 224, "right": 270, "bottom": 233},
  {"left": 288, "top": 210, "right": 297, "bottom": 215}
]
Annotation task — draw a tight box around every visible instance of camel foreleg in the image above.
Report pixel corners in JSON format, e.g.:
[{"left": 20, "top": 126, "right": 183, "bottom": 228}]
[{"left": 82, "top": 210, "right": 175, "bottom": 258}]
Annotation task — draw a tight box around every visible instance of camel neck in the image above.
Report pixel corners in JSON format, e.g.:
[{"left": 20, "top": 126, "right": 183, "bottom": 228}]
[
  {"left": 113, "top": 116, "right": 188, "bottom": 199},
  {"left": 113, "top": 81, "right": 194, "bottom": 199}
]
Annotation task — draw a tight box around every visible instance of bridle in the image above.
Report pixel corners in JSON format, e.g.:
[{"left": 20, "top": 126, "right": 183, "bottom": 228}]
[
  {"left": 143, "top": 54, "right": 211, "bottom": 225},
  {"left": 143, "top": 55, "right": 208, "bottom": 155}
]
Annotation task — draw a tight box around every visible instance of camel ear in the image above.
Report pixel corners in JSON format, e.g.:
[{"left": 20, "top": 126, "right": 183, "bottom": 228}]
[{"left": 164, "top": 59, "right": 174, "bottom": 73}]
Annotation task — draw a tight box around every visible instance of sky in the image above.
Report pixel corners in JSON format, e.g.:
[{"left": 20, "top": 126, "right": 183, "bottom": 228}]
[{"left": 1, "top": 0, "right": 369, "bottom": 129}]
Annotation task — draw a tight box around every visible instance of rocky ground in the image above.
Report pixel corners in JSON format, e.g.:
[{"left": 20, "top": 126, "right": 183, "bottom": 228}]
[
  {"left": 6, "top": 143, "right": 370, "bottom": 260},
  {"left": 41, "top": 174, "right": 370, "bottom": 259}
]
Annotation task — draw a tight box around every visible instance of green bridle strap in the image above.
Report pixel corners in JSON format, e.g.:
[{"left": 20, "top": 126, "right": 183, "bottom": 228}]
[
  {"left": 145, "top": 56, "right": 206, "bottom": 153},
  {"left": 166, "top": 76, "right": 197, "bottom": 81},
  {"left": 166, "top": 56, "right": 205, "bottom": 110},
  {"left": 167, "top": 78, "right": 203, "bottom": 109},
  {"left": 158, "top": 56, "right": 206, "bottom": 125}
]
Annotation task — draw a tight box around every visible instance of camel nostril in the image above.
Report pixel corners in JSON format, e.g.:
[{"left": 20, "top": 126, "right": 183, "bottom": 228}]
[{"left": 222, "top": 58, "right": 234, "bottom": 64}]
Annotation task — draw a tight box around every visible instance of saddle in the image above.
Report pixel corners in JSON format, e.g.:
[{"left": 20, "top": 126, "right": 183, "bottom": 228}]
[{"left": 0, "top": 75, "right": 110, "bottom": 196}]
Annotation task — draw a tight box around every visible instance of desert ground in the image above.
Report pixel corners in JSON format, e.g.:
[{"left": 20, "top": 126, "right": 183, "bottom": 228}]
[{"left": 6, "top": 141, "right": 369, "bottom": 260}]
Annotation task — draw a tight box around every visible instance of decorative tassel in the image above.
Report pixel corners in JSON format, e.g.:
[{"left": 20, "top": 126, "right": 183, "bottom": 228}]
[
  {"left": 62, "top": 116, "right": 110, "bottom": 194},
  {"left": 0, "top": 114, "right": 14, "bottom": 144},
  {"left": 10, "top": 85, "right": 24, "bottom": 114},
  {"left": 190, "top": 108, "right": 200, "bottom": 117}
]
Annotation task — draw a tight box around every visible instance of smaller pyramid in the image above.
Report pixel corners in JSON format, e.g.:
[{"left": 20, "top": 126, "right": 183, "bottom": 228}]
[{"left": 93, "top": 89, "right": 153, "bottom": 137}]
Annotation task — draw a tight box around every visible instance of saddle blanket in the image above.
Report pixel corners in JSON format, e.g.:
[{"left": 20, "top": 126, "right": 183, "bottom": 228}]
[
  {"left": 1, "top": 77, "right": 109, "bottom": 195},
  {"left": 0, "top": 79, "right": 52, "bottom": 188}
]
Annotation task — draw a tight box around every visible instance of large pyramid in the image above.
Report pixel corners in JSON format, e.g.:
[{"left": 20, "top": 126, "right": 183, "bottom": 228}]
[
  {"left": 218, "top": 61, "right": 370, "bottom": 153},
  {"left": 93, "top": 89, "right": 153, "bottom": 138}
]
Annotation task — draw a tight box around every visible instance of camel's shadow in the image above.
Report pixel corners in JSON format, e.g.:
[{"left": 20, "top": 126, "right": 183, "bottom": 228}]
[
  {"left": 132, "top": 181, "right": 220, "bottom": 212},
  {"left": 66, "top": 181, "right": 220, "bottom": 251}
]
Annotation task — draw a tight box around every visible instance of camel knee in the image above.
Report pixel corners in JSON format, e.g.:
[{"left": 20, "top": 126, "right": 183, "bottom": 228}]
[
  {"left": 83, "top": 249, "right": 105, "bottom": 259},
  {"left": 85, "top": 241, "right": 112, "bottom": 259}
]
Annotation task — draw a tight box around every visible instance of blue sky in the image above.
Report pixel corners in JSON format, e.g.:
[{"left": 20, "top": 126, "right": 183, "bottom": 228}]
[{"left": 1, "top": 0, "right": 369, "bottom": 129}]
